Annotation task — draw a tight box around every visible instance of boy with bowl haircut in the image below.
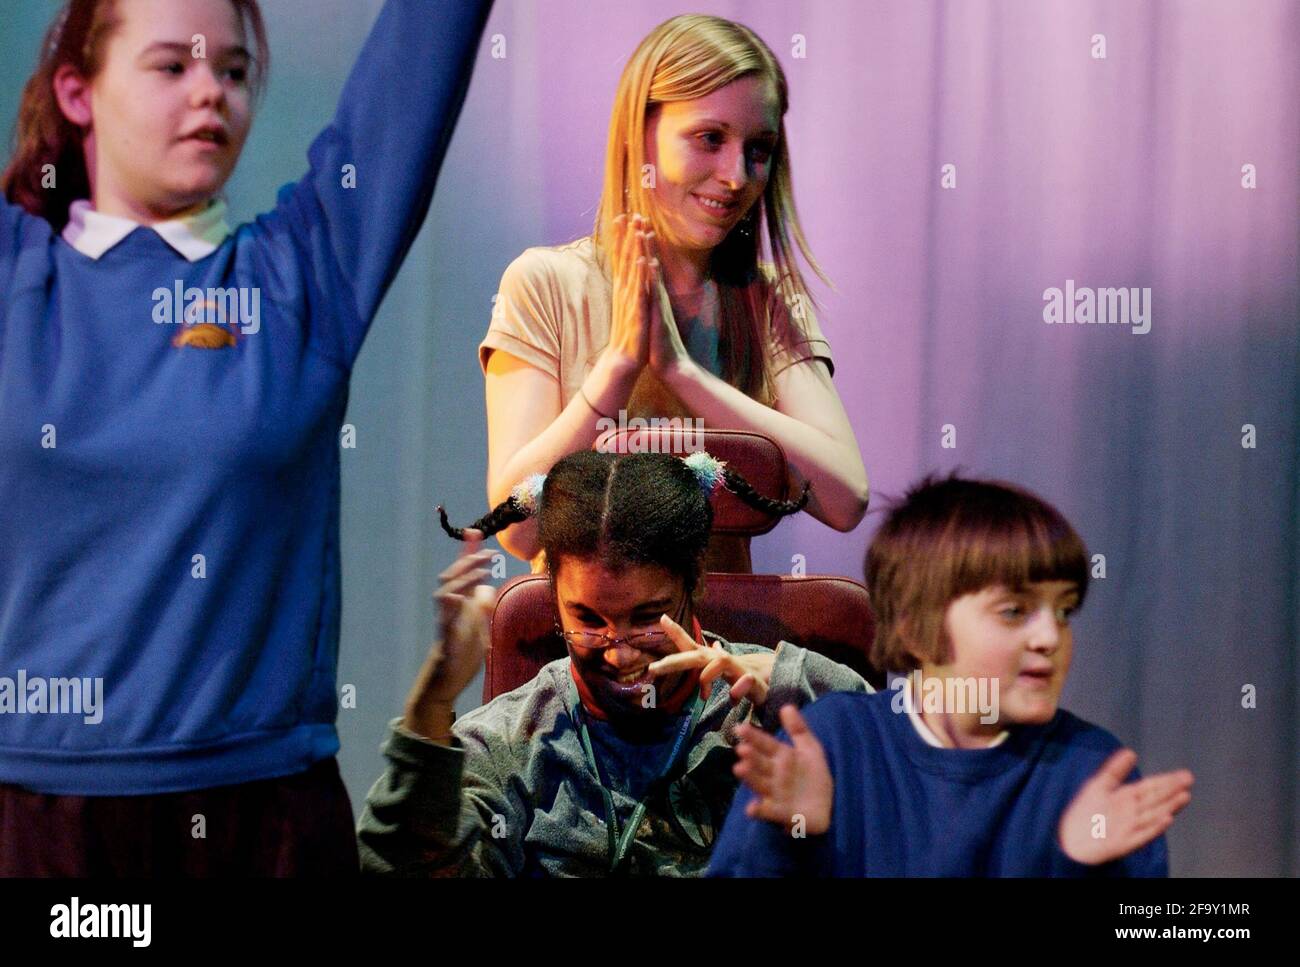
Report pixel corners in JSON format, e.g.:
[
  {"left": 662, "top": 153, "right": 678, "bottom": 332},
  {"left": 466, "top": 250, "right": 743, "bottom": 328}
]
[{"left": 708, "top": 474, "right": 1194, "bottom": 876}]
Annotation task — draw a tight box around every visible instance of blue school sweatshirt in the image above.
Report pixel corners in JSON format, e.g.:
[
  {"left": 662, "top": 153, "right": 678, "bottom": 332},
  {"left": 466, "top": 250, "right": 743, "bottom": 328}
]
[
  {"left": 707, "top": 690, "right": 1169, "bottom": 876},
  {"left": 0, "top": 0, "right": 492, "bottom": 795}
]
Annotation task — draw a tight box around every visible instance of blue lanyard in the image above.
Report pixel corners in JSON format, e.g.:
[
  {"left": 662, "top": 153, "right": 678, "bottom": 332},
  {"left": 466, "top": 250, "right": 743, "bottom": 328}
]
[{"left": 572, "top": 684, "right": 704, "bottom": 875}]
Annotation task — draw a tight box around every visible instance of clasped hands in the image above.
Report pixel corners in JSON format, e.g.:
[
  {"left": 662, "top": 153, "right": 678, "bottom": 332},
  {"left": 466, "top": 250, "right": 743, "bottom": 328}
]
[{"left": 607, "top": 212, "right": 694, "bottom": 378}]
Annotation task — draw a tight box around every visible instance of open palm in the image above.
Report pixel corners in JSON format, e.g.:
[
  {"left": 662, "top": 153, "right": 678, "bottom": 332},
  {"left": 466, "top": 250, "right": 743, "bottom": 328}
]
[
  {"left": 733, "top": 705, "right": 833, "bottom": 836},
  {"left": 1058, "top": 748, "right": 1194, "bottom": 865}
]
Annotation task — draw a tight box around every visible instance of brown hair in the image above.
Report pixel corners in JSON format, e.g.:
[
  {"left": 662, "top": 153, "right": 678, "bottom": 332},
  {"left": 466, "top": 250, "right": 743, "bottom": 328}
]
[
  {"left": 866, "top": 473, "right": 1090, "bottom": 673},
  {"left": 592, "top": 14, "right": 832, "bottom": 407},
  {"left": 1, "top": 0, "right": 269, "bottom": 231}
]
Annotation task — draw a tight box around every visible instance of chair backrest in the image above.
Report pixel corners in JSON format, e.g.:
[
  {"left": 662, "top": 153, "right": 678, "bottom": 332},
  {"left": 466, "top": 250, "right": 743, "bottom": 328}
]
[{"left": 483, "top": 572, "right": 879, "bottom": 703}]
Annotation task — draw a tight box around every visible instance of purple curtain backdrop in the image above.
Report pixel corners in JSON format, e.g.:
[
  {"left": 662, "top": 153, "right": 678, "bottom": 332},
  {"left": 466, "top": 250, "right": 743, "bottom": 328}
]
[
  {"left": 3, "top": 0, "right": 1294, "bottom": 876},
  {"left": 442, "top": 0, "right": 1297, "bottom": 876}
]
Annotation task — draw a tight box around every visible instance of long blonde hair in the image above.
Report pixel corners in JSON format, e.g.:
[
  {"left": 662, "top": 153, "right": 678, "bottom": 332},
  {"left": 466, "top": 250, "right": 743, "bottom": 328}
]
[{"left": 594, "top": 15, "right": 831, "bottom": 404}]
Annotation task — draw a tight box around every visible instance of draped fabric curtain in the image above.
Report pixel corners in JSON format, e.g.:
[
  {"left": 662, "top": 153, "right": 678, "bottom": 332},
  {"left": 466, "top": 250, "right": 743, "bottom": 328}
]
[{"left": 2, "top": 0, "right": 1294, "bottom": 876}]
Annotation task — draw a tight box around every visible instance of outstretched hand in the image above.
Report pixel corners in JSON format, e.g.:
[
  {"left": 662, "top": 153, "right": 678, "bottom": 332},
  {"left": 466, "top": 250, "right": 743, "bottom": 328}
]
[
  {"left": 646, "top": 614, "right": 774, "bottom": 705},
  {"left": 732, "top": 705, "right": 833, "bottom": 836},
  {"left": 1058, "top": 748, "right": 1194, "bottom": 865}
]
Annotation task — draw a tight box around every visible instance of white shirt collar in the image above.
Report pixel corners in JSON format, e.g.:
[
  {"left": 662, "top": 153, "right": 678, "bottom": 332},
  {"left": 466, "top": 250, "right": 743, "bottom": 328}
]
[
  {"left": 899, "top": 675, "right": 1010, "bottom": 749},
  {"left": 62, "top": 198, "right": 232, "bottom": 261}
]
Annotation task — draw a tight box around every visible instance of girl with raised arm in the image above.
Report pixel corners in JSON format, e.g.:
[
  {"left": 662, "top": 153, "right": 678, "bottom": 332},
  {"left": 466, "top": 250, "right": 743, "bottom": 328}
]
[{"left": 0, "top": 0, "right": 490, "bottom": 875}]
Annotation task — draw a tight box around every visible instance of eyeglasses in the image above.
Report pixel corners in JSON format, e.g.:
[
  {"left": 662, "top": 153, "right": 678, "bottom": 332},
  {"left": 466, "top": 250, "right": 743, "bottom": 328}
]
[
  {"left": 561, "top": 628, "right": 670, "bottom": 651},
  {"left": 554, "top": 594, "right": 689, "bottom": 652}
]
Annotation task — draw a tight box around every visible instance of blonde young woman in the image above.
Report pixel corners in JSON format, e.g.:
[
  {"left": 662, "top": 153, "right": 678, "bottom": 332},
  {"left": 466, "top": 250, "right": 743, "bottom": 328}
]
[{"left": 481, "top": 15, "right": 869, "bottom": 574}]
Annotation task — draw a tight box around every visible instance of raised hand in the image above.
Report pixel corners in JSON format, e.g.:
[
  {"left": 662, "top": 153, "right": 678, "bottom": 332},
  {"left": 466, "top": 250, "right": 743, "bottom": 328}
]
[
  {"left": 402, "top": 528, "right": 497, "bottom": 741},
  {"left": 1058, "top": 748, "right": 1194, "bottom": 865},
  {"left": 646, "top": 614, "right": 774, "bottom": 705},
  {"left": 732, "top": 705, "right": 833, "bottom": 835}
]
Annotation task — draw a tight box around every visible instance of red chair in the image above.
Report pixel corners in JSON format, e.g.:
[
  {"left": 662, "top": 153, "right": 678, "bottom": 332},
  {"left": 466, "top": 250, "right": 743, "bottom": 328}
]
[{"left": 482, "top": 428, "right": 879, "bottom": 702}]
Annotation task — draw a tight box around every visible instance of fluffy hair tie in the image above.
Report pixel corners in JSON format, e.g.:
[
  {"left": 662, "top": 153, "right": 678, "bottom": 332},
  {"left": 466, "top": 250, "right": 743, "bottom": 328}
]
[
  {"left": 509, "top": 473, "right": 547, "bottom": 515},
  {"left": 682, "top": 451, "right": 727, "bottom": 497}
]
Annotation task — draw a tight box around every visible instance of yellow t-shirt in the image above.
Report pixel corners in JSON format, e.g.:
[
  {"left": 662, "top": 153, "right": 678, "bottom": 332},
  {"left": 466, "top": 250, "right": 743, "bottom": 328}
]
[{"left": 479, "top": 235, "right": 835, "bottom": 573}]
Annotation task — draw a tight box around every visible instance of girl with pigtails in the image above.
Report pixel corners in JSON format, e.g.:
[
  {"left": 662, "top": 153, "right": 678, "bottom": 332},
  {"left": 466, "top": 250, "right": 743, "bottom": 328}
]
[
  {"left": 357, "top": 449, "right": 869, "bottom": 877},
  {"left": 481, "top": 14, "right": 870, "bottom": 575},
  {"left": 0, "top": 0, "right": 490, "bottom": 874}
]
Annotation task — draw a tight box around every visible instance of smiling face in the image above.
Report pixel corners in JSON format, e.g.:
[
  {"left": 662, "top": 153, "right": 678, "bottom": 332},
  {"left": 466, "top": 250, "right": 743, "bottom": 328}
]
[
  {"left": 918, "top": 581, "right": 1080, "bottom": 741},
  {"left": 554, "top": 556, "right": 694, "bottom": 721},
  {"left": 643, "top": 74, "right": 780, "bottom": 265},
  {"left": 65, "top": 0, "right": 254, "bottom": 220}
]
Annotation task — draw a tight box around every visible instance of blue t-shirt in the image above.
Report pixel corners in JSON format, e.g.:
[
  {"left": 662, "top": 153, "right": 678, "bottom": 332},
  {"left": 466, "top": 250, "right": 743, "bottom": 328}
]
[
  {"left": 708, "top": 690, "right": 1169, "bottom": 876},
  {"left": 0, "top": 0, "right": 491, "bottom": 795}
]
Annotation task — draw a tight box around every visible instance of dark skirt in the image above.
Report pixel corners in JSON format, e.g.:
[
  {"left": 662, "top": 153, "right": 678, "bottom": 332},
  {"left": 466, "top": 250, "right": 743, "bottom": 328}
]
[{"left": 0, "top": 757, "right": 358, "bottom": 877}]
